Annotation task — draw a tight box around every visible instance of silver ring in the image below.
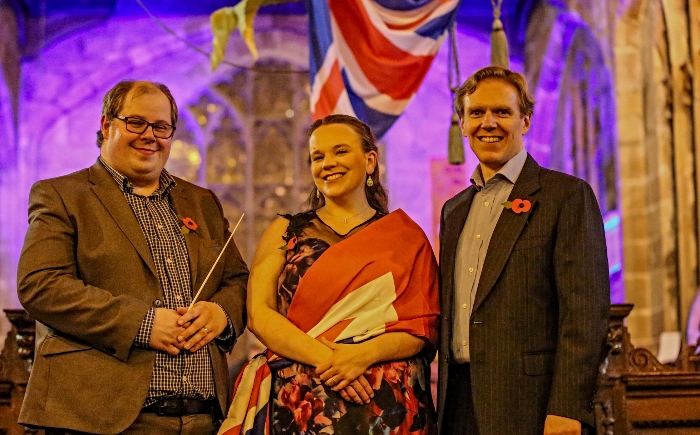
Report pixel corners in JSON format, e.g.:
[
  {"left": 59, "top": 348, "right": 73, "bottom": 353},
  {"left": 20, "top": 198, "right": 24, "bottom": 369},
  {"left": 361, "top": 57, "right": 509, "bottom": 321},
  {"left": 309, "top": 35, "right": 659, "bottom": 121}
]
[
  {"left": 202, "top": 327, "right": 209, "bottom": 333},
  {"left": 330, "top": 376, "right": 336, "bottom": 385}
]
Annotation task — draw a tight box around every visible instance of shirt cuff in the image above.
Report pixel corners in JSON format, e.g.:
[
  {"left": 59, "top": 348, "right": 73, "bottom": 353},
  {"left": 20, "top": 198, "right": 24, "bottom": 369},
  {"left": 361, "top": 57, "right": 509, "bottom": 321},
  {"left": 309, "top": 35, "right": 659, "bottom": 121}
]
[
  {"left": 134, "top": 308, "right": 155, "bottom": 348},
  {"left": 214, "top": 303, "right": 235, "bottom": 352}
]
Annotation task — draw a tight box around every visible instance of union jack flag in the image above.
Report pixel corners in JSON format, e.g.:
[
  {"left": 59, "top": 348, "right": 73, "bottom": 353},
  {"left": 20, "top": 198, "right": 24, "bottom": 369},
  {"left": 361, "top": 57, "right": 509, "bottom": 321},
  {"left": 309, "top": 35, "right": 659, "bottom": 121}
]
[{"left": 306, "top": 0, "right": 461, "bottom": 138}]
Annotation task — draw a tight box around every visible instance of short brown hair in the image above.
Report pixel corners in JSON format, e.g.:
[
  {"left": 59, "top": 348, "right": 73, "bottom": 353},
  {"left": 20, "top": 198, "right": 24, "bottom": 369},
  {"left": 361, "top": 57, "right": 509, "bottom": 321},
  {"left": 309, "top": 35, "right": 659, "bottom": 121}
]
[
  {"left": 96, "top": 80, "right": 178, "bottom": 147},
  {"left": 454, "top": 66, "right": 535, "bottom": 120}
]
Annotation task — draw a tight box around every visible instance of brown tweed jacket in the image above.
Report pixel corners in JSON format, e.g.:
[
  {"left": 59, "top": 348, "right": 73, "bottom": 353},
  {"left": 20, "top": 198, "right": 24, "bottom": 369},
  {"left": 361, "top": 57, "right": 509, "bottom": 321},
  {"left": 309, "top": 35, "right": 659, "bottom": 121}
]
[
  {"left": 437, "top": 155, "right": 609, "bottom": 434},
  {"left": 17, "top": 160, "right": 248, "bottom": 434}
]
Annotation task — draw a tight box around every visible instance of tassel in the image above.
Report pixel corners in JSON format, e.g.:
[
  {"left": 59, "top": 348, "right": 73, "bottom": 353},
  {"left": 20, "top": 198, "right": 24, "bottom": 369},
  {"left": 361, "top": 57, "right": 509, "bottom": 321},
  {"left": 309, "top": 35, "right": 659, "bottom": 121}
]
[
  {"left": 448, "top": 113, "right": 465, "bottom": 165},
  {"left": 490, "top": 14, "right": 509, "bottom": 67}
]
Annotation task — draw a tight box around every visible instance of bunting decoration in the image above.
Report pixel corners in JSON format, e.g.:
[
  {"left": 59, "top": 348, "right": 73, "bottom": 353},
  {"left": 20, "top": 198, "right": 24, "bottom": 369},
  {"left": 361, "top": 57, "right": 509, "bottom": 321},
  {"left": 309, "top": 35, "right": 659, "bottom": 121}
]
[
  {"left": 210, "top": 0, "right": 291, "bottom": 71},
  {"left": 307, "top": 0, "right": 460, "bottom": 138}
]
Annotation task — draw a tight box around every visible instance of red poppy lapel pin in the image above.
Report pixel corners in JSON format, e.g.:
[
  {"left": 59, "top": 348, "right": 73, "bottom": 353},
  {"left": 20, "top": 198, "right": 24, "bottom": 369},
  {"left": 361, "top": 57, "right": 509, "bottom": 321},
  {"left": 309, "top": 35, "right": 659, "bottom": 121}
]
[
  {"left": 502, "top": 198, "right": 531, "bottom": 214},
  {"left": 181, "top": 217, "right": 198, "bottom": 234}
]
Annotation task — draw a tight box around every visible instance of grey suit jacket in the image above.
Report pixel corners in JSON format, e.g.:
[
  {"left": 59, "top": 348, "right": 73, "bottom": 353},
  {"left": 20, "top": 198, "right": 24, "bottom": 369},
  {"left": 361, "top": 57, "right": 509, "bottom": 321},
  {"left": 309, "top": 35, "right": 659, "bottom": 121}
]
[
  {"left": 17, "top": 160, "right": 249, "bottom": 434},
  {"left": 437, "top": 155, "right": 609, "bottom": 434}
]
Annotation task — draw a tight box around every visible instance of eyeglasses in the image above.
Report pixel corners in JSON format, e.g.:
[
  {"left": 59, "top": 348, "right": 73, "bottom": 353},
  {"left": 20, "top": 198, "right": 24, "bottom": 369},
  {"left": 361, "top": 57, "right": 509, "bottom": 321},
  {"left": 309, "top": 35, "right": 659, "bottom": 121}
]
[{"left": 114, "top": 115, "right": 176, "bottom": 139}]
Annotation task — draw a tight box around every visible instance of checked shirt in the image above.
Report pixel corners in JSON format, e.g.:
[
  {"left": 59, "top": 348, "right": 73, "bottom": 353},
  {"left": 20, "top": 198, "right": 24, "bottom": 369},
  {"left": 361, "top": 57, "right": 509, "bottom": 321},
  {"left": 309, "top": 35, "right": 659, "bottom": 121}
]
[{"left": 100, "top": 158, "right": 231, "bottom": 406}]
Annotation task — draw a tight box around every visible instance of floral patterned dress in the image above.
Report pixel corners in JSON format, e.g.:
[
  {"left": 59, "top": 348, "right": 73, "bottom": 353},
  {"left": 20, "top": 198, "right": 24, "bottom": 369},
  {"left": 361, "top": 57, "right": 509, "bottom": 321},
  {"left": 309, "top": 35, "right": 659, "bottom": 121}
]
[{"left": 270, "top": 211, "right": 437, "bottom": 435}]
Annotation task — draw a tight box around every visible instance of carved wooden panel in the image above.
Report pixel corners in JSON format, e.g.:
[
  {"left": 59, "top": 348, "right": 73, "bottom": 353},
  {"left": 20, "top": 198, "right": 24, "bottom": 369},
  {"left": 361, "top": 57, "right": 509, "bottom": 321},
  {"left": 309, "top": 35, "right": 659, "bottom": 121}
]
[
  {"left": 595, "top": 304, "right": 700, "bottom": 434},
  {"left": 0, "top": 310, "right": 37, "bottom": 434}
]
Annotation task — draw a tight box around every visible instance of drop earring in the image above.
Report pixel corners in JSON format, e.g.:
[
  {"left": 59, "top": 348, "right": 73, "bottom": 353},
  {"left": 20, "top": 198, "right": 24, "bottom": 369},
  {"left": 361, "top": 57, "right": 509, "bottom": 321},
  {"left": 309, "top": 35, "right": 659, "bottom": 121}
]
[
  {"left": 366, "top": 176, "right": 374, "bottom": 187},
  {"left": 316, "top": 189, "right": 320, "bottom": 199}
]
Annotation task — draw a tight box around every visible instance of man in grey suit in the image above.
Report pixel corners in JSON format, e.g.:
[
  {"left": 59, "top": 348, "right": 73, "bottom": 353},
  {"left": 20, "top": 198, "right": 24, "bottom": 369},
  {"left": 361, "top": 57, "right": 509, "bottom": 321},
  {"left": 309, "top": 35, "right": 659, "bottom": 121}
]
[
  {"left": 437, "top": 66, "right": 609, "bottom": 435},
  {"left": 17, "top": 80, "right": 248, "bottom": 434}
]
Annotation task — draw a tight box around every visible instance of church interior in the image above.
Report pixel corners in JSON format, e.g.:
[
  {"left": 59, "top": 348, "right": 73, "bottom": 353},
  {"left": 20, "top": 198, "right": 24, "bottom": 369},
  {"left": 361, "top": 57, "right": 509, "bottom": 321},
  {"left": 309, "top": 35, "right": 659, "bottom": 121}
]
[{"left": 0, "top": 0, "right": 699, "bottom": 432}]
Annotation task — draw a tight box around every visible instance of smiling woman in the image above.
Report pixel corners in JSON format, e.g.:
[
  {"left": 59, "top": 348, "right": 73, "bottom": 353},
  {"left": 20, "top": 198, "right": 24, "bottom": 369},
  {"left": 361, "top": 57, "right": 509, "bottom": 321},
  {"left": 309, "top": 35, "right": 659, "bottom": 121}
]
[
  {"left": 307, "top": 114, "right": 388, "bottom": 218},
  {"left": 219, "top": 115, "right": 440, "bottom": 435}
]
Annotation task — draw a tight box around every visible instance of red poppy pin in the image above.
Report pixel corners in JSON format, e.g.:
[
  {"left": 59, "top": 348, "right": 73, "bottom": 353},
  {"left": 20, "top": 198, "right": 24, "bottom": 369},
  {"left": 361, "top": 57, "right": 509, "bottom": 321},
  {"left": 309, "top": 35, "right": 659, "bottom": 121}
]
[
  {"left": 181, "top": 217, "right": 198, "bottom": 234},
  {"left": 502, "top": 198, "right": 531, "bottom": 214}
]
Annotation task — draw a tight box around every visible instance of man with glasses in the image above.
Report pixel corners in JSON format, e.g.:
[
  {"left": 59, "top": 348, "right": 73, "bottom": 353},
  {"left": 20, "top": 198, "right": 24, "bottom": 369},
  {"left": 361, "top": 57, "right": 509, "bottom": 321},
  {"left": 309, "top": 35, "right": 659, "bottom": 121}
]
[{"left": 17, "top": 80, "right": 249, "bottom": 434}]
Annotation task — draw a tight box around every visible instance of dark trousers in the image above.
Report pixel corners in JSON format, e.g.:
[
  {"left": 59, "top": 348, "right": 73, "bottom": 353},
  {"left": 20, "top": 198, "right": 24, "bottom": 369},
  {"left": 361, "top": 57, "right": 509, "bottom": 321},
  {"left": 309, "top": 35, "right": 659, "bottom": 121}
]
[
  {"left": 43, "top": 413, "right": 219, "bottom": 435},
  {"left": 442, "top": 363, "right": 480, "bottom": 435},
  {"left": 441, "top": 363, "right": 597, "bottom": 435}
]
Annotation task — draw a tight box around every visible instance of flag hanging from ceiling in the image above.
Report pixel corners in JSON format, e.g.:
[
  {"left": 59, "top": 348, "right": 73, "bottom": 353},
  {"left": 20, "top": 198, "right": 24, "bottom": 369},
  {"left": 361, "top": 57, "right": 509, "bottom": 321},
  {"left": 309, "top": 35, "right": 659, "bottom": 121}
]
[{"left": 306, "top": 0, "right": 460, "bottom": 139}]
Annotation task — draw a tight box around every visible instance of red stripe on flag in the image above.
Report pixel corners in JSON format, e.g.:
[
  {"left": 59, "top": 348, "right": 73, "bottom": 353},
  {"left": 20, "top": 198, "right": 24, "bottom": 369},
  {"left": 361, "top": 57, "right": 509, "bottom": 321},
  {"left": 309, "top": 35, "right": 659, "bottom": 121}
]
[
  {"left": 313, "top": 60, "right": 345, "bottom": 119},
  {"left": 329, "top": 0, "right": 435, "bottom": 101},
  {"left": 319, "top": 318, "right": 356, "bottom": 341}
]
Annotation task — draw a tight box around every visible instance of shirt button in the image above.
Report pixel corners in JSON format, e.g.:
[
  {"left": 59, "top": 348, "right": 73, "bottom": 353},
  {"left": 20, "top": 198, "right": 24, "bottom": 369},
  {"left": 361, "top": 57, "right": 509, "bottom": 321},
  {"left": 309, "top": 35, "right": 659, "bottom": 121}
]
[
  {"left": 165, "top": 258, "right": 173, "bottom": 264},
  {"left": 469, "top": 267, "right": 474, "bottom": 273},
  {"left": 462, "top": 303, "right": 467, "bottom": 309},
  {"left": 157, "top": 225, "right": 163, "bottom": 230},
  {"left": 484, "top": 201, "right": 490, "bottom": 206},
  {"left": 182, "top": 376, "right": 188, "bottom": 382},
  {"left": 476, "top": 234, "right": 481, "bottom": 239},
  {"left": 462, "top": 340, "right": 467, "bottom": 346},
  {"left": 175, "top": 295, "right": 182, "bottom": 301}
]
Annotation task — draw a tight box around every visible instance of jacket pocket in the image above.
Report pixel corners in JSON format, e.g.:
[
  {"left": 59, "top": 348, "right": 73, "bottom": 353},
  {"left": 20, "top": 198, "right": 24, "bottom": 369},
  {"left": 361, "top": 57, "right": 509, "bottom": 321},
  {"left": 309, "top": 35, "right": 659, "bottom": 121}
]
[
  {"left": 522, "top": 351, "right": 555, "bottom": 376},
  {"left": 40, "top": 335, "right": 92, "bottom": 356},
  {"left": 512, "top": 235, "right": 548, "bottom": 251}
]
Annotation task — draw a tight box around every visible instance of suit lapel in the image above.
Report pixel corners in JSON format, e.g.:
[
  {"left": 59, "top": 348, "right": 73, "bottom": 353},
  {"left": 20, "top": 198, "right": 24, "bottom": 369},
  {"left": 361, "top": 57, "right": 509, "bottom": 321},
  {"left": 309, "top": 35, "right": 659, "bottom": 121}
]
[
  {"left": 170, "top": 184, "right": 201, "bottom": 292},
  {"left": 472, "top": 155, "right": 542, "bottom": 311},
  {"left": 89, "top": 162, "right": 158, "bottom": 278}
]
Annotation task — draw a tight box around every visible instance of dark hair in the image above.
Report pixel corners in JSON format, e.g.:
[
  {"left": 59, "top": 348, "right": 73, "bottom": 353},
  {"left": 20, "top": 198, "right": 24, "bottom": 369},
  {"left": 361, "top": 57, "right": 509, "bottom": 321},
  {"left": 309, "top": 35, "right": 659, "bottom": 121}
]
[
  {"left": 454, "top": 65, "right": 535, "bottom": 120},
  {"left": 96, "top": 80, "right": 178, "bottom": 147},
  {"left": 306, "top": 114, "right": 388, "bottom": 214}
]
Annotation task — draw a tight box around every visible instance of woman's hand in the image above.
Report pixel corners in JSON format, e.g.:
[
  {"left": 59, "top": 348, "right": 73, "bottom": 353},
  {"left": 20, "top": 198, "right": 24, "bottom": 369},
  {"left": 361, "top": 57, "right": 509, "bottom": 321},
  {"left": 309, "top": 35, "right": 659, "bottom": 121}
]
[
  {"left": 337, "top": 375, "right": 374, "bottom": 404},
  {"left": 316, "top": 338, "right": 374, "bottom": 402}
]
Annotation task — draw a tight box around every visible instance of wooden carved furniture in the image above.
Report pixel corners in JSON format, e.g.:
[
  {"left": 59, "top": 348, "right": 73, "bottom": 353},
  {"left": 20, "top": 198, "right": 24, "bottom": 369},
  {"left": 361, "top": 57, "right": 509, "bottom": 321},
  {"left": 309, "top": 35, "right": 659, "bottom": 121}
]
[
  {"left": 595, "top": 304, "right": 700, "bottom": 434},
  {"left": 0, "top": 309, "right": 36, "bottom": 435}
]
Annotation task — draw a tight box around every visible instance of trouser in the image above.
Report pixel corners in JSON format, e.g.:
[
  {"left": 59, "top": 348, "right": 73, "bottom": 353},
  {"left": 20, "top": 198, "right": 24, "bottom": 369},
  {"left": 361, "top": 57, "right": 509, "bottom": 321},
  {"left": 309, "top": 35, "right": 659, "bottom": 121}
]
[
  {"left": 441, "top": 362, "right": 480, "bottom": 435},
  {"left": 44, "top": 414, "right": 217, "bottom": 435},
  {"left": 43, "top": 404, "right": 221, "bottom": 435},
  {"left": 441, "top": 363, "right": 596, "bottom": 435}
]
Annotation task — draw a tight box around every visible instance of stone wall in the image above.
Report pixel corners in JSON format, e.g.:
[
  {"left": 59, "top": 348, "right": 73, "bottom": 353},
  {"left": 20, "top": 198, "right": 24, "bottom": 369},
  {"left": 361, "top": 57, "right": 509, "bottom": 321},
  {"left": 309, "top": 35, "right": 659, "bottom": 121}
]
[
  {"left": 614, "top": 0, "right": 700, "bottom": 350},
  {"left": 523, "top": 0, "right": 700, "bottom": 351}
]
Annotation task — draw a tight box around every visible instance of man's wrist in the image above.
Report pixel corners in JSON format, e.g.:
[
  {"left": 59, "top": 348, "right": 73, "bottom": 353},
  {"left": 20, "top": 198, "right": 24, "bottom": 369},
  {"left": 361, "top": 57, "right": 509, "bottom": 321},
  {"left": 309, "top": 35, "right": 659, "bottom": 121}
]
[{"left": 213, "top": 303, "right": 235, "bottom": 351}]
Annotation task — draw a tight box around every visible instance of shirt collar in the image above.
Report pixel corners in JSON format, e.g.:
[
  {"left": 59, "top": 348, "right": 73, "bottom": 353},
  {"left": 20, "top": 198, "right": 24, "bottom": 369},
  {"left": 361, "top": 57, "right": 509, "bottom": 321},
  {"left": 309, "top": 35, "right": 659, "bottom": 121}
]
[
  {"left": 99, "top": 156, "right": 176, "bottom": 196},
  {"left": 470, "top": 147, "right": 528, "bottom": 189}
]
